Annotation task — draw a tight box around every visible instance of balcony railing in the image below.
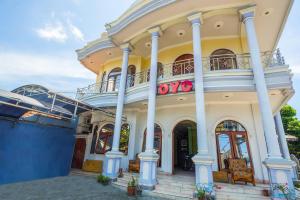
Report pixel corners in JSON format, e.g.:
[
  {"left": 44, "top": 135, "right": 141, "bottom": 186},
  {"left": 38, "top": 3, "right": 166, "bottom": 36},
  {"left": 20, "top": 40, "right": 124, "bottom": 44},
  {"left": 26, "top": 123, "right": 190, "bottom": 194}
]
[{"left": 76, "top": 50, "right": 286, "bottom": 99}]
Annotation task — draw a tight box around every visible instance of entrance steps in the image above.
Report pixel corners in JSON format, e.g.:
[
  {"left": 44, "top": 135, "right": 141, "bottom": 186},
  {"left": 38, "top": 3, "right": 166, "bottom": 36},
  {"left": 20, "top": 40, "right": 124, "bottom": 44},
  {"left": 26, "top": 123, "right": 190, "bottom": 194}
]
[
  {"left": 70, "top": 169, "right": 271, "bottom": 200},
  {"left": 114, "top": 172, "right": 270, "bottom": 200}
]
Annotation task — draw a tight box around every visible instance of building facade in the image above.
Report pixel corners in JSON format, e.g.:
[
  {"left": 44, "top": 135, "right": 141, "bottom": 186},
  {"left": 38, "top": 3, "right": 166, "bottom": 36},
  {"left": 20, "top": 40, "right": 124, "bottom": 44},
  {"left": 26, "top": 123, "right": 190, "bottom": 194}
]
[{"left": 75, "top": 0, "right": 296, "bottom": 198}]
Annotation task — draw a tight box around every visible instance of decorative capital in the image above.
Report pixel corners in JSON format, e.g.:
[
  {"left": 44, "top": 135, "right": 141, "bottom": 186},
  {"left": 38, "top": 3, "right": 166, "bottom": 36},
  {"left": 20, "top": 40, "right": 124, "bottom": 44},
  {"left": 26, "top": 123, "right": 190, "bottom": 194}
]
[
  {"left": 120, "top": 43, "right": 132, "bottom": 52},
  {"left": 187, "top": 12, "right": 203, "bottom": 25},
  {"left": 148, "top": 26, "right": 163, "bottom": 37},
  {"left": 239, "top": 6, "right": 256, "bottom": 23}
]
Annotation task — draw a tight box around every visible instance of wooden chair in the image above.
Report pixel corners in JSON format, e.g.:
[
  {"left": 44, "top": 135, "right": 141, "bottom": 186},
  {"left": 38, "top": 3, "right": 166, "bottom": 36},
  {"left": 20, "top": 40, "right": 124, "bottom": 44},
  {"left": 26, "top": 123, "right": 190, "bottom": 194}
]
[
  {"left": 129, "top": 154, "right": 140, "bottom": 173},
  {"left": 228, "top": 158, "right": 255, "bottom": 186}
]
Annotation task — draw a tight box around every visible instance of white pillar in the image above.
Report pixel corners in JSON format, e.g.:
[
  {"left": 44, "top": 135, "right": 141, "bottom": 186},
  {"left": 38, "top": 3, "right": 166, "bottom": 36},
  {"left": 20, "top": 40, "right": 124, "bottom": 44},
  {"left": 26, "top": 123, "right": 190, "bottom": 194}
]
[
  {"left": 240, "top": 7, "right": 282, "bottom": 158},
  {"left": 138, "top": 27, "right": 161, "bottom": 190},
  {"left": 188, "top": 13, "right": 214, "bottom": 192},
  {"left": 103, "top": 43, "right": 131, "bottom": 180},
  {"left": 111, "top": 44, "right": 131, "bottom": 152},
  {"left": 275, "top": 112, "right": 291, "bottom": 160},
  {"left": 145, "top": 29, "right": 160, "bottom": 152},
  {"left": 189, "top": 14, "right": 208, "bottom": 156},
  {"left": 240, "top": 7, "right": 295, "bottom": 198}
]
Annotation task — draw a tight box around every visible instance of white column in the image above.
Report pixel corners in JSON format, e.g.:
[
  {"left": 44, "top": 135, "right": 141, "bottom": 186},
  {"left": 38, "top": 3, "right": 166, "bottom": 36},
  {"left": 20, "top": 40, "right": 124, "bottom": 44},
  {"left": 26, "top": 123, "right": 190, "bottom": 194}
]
[
  {"left": 138, "top": 27, "right": 161, "bottom": 190},
  {"left": 145, "top": 28, "right": 160, "bottom": 152},
  {"left": 188, "top": 14, "right": 209, "bottom": 156},
  {"left": 188, "top": 13, "right": 214, "bottom": 191},
  {"left": 111, "top": 44, "right": 131, "bottom": 152},
  {"left": 275, "top": 112, "right": 291, "bottom": 160},
  {"left": 240, "top": 7, "right": 281, "bottom": 158}
]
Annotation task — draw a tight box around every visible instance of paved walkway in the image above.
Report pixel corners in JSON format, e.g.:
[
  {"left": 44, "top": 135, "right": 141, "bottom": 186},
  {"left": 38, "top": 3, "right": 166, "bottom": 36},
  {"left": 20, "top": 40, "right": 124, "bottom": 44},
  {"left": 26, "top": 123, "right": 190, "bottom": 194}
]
[{"left": 0, "top": 175, "right": 168, "bottom": 200}]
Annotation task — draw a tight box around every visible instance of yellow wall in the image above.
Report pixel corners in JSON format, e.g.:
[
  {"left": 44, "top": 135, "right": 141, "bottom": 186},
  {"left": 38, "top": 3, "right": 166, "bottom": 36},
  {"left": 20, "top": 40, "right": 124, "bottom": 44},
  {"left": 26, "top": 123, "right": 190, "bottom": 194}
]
[{"left": 95, "top": 37, "right": 245, "bottom": 83}]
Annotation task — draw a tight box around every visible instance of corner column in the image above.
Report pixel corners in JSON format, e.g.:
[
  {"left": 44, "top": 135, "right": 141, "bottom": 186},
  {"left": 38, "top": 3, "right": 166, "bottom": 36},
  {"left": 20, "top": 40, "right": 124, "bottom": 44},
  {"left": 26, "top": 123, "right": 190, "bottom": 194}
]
[
  {"left": 138, "top": 27, "right": 161, "bottom": 190},
  {"left": 103, "top": 43, "right": 131, "bottom": 180},
  {"left": 240, "top": 7, "right": 295, "bottom": 199},
  {"left": 188, "top": 13, "right": 214, "bottom": 193}
]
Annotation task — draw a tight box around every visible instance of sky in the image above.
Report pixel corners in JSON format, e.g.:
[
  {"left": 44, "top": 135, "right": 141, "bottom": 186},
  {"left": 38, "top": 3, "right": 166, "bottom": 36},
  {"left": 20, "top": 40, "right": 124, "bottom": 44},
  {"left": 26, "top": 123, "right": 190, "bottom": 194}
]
[{"left": 0, "top": 0, "right": 299, "bottom": 117}]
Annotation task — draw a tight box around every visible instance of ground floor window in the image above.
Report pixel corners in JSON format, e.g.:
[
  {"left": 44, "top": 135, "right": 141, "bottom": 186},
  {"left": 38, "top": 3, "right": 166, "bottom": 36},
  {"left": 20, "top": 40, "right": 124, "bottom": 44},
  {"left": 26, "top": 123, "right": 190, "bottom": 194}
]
[
  {"left": 215, "top": 120, "right": 252, "bottom": 171},
  {"left": 95, "top": 124, "right": 114, "bottom": 154},
  {"left": 142, "top": 123, "right": 162, "bottom": 167},
  {"left": 92, "top": 123, "right": 130, "bottom": 155},
  {"left": 119, "top": 123, "right": 130, "bottom": 154}
]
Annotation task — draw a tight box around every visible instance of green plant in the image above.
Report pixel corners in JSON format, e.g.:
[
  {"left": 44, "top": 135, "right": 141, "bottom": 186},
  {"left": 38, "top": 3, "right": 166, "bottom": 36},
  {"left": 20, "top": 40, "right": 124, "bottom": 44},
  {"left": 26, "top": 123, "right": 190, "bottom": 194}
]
[
  {"left": 272, "top": 183, "right": 293, "bottom": 200},
  {"left": 195, "top": 185, "right": 215, "bottom": 200},
  {"left": 196, "top": 186, "right": 206, "bottom": 198},
  {"left": 128, "top": 176, "right": 137, "bottom": 187},
  {"left": 97, "top": 174, "right": 111, "bottom": 185}
]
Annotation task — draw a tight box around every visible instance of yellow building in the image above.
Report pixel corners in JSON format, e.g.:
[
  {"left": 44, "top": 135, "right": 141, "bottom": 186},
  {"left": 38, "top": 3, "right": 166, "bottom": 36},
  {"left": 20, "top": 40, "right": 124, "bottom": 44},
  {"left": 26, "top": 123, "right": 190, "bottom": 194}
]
[{"left": 75, "top": 0, "right": 296, "bottom": 198}]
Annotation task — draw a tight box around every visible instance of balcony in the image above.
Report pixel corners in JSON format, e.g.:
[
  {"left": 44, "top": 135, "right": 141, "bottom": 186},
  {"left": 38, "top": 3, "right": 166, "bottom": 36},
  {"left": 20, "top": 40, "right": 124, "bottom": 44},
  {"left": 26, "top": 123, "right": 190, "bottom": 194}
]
[{"left": 76, "top": 50, "right": 291, "bottom": 105}]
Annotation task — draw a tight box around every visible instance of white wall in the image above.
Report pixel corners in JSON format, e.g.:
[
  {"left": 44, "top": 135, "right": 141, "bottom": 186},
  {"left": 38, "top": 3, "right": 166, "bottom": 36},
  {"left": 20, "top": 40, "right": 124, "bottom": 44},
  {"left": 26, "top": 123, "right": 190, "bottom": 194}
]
[
  {"left": 83, "top": 102, "right": 270, "bottom": 182},
  {"left": 129, "top": 103, "right": 269, "bottom": 182}
]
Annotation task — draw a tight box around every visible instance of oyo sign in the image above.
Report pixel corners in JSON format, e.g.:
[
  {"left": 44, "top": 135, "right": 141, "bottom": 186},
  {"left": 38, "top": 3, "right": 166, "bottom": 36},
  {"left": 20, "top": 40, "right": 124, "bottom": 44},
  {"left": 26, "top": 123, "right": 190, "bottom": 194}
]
[{"left": 157, "top": 80, "right": 193, "bottom": 95}]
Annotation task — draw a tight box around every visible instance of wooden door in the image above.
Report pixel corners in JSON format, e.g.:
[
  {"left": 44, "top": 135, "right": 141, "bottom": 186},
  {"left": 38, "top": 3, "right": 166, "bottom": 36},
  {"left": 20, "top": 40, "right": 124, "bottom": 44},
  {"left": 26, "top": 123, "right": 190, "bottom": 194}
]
[
  {"left": 216, "top": 131, "right": 253, "bottom": 170},
  {"left": 71, "top": 138, "right": 86, "bottom": 169}
]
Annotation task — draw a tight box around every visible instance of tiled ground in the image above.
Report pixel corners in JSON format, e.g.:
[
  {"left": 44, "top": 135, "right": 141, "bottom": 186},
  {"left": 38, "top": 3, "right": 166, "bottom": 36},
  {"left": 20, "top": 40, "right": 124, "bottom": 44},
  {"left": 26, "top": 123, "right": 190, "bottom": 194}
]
[{"left": 0, "top": 175, "right": 168, "bottom": 200}]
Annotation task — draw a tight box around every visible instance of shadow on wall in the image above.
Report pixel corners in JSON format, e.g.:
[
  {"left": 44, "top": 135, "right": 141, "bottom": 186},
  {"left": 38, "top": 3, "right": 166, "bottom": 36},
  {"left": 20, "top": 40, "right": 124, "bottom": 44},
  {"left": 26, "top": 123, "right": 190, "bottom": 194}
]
[{"left": 0, "top": 116, "right": 76, "bottom": 185}]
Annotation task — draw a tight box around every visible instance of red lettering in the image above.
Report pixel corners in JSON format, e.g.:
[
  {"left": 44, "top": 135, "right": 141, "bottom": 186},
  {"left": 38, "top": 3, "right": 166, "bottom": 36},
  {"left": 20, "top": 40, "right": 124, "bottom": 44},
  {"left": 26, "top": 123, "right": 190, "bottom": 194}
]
[
  {"left": 158, "top": 83, "right": 169, "bottom": 95},
  {"left": 181, "top": 80, "right": 193, "bottom": 92},
  {"left": 170, "top": 81, "right": 180, "bottom": 93}
]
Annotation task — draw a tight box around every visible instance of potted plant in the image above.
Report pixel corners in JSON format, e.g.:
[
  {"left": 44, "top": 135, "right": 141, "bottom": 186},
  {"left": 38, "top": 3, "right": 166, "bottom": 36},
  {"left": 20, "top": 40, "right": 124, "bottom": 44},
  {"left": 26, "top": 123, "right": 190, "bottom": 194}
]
[
  {"left": 127, "top": 176, "right": 137, "bottom": 196},
  {"left": 195, "top": 185, "right": 215, "bottom": 200},
  {"left": 196, "top": 186, "right": 206, "bottom": 200},
  {"left": 97, "top": 174, "right": 111, "bottom": 186}
]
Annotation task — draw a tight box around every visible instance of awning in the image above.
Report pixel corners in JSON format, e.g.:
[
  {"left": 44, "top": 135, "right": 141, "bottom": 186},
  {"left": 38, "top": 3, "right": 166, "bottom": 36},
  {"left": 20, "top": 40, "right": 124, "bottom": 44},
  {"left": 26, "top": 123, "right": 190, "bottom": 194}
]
[{"left": 0, "top": 84, "right": 118, "bottom": 119}]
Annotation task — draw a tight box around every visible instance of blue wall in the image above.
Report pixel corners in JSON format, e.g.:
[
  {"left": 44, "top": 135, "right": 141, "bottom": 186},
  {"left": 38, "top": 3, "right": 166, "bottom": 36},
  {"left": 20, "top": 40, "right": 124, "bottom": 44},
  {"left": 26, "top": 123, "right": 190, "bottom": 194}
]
[{"left": 0, "top": 116, "right": 76, "bottom": 185}]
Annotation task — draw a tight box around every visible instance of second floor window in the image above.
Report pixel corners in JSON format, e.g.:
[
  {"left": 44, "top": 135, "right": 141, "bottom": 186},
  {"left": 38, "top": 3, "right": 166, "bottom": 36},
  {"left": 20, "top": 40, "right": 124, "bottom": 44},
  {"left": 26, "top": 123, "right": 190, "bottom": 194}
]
[
  {"left": 172, "top": 54, "right": 194, "bottom": 76},
  {"left": 107, "top": 67, "right": 121, "bottom": 92},
  {"left": 210, "top": 49, "right": 237, "bottom": 71}
]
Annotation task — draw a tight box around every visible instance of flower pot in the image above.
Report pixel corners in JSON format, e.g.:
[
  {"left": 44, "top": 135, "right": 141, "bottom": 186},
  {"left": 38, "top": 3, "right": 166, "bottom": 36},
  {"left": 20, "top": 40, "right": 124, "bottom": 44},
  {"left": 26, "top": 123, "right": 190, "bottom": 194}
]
[
  {"left": 262, "top": 189, "right": 270, "bottom": 197},
  {"left": 127, "top": 186, "right": 136, "bottom": 196},
  {"left": 198, "top": 197, "right": 205, "bottom": 200}
]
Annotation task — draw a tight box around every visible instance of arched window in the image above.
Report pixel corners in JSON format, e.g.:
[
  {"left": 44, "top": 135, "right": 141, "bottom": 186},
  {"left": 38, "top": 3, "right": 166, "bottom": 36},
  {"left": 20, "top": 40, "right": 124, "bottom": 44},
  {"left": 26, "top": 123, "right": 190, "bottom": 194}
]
[
  {"left": 215, "top": 120, "right": 252, "bottom": 171},
  {"left": 127, "top": 65, "right": 136, "bottom": 88},
  {"left": 90, "top": 125, "right": 98, "bottom": 154},
  {"left": 120, "top": 123, "right": 130, "bottom": 154},
  {"left": 172, "top": 54, "right": 194, "bottom": 76},
  {"left": 107, "top": 68, "right": 121, "bottom": 92},
  {"left": 95, "top": 124, "right": 114, "bottom": 154},
  {"left": 210, "top": 49, "right": 237, "bottom": 71},
  {"left": 142, "top": 123, "right": 162, "bottom": 167}
]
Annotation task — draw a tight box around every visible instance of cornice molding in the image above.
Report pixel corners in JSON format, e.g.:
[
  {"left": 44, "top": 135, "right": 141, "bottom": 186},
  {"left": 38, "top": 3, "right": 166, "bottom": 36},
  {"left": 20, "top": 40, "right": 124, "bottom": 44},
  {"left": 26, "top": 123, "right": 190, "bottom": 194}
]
[
  {"left": 106, "top": 0, "right": 178, "bottom": 36},
  {"left": 76, "top": 38, "right": 116, "bottom": 60}
]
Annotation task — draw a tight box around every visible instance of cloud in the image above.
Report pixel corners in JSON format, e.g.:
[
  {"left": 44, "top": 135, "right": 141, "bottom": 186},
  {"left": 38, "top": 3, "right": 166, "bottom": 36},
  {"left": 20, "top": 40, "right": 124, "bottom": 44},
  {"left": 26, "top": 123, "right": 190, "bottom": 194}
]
[
  {"left": 0, "top": 51, "right": 95, "bottom": 94},
  {"left": 36, "top": 22, "right": 68, "bottom": 43},
  {"left": 36, "top": 11, "right": 84, "bottom": 43},
  {"left": 291, "top": 65, "right": 300, "bottom": 74},
  {"left": 68, "top": 21, "right": 85, "bottom": 41}
]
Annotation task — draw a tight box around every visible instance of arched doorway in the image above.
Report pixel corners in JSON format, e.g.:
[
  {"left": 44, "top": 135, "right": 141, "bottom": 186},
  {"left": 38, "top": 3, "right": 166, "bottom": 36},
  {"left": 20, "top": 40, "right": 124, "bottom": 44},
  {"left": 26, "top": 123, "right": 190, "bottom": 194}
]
[
  {"left": 172, "top": 120, "right": 197, "bottom": 174},
  {"left": 215, "top": 120, "right": 253, "bottom": 172},
  {"left": 210, "top": 49, "right": 237, "bottom": 71},
  {"left": 172, "top": 54, "right": 194, "bottom": 76},
  {"left": 142, "top": 123, "right": 162, "bottom": 167}
]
